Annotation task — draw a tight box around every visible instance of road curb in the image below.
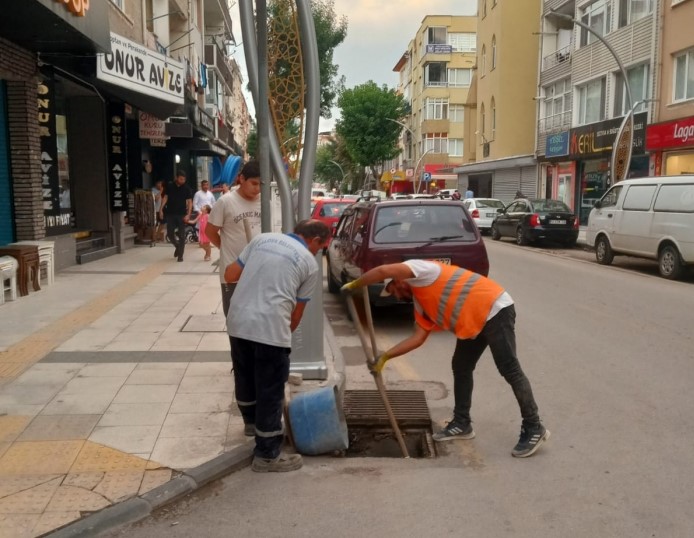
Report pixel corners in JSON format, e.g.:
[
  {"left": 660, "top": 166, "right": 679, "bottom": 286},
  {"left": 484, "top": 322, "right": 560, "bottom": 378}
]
[{"left": 45, "top": 442, "right": 255, "bottom": 537}]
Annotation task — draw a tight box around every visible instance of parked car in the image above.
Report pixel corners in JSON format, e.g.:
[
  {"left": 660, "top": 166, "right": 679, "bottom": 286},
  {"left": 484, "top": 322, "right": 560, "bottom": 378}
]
[
  {"left": 462, "top": 198, "right": 505, "bottom": 234},
  {"left": 326, "top": 199, "right": 490, "bottom": 303},
  {"left": 491, "top": 198, "right": 579, "bottom": 247},
  {"left": 310, "top": 198, "right": 354, "bottom": 247},
  {"left": 586, "top": 176, "right": 694, "bottom": 280}
]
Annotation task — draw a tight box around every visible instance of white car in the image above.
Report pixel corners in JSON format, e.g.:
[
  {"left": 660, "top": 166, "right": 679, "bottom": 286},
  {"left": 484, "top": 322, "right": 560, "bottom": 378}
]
[{"left": 463, "top": 198, "right": 505, "bottom": 234}]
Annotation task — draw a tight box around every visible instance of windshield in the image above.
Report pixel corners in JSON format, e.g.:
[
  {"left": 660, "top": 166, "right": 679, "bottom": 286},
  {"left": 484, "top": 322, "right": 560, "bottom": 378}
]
[
  {"left": 320, "top": 202, "right": 351, "bottom": 218},
  {"left": 475, "top": 199, "right": 504, "bottom": 209},
  {"left": 373, "top": 204, "right": 476, "bottom": 244},
  {"left": 531, "top": 199, "right": 572, "bottom": 212}
]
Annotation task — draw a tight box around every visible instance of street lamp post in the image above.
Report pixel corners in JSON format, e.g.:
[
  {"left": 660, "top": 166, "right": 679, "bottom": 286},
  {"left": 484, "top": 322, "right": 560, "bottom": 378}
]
[
  {"left": 414, "top": 148, "right": 433, "bottom": 194},
  {"left": 385, "top": 117, "right": 416, "bottom": 193},
  {"left": 328, "top": 159, "right": 346, "bottom": 191}
]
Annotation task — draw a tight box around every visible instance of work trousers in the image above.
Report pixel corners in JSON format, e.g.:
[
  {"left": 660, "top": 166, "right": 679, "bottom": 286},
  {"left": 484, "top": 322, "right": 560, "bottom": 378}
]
[
  {"left": 230, "top": 337, "right": 290, "bottom": 459},
  {"left": 220, "top": 282, "right": 237, "bottom": 319},
  {"left": 165, "top": 214, "right": 186, "bottom": 257},
  {"left": 451, "top": 305, "right": 540, "bottom": 429}
]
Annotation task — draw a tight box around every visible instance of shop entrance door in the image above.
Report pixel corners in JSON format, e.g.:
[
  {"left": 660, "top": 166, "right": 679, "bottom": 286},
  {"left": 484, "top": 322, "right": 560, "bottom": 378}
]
[{"left": 0, "top": 81, "right": 14, "bottom": 245}]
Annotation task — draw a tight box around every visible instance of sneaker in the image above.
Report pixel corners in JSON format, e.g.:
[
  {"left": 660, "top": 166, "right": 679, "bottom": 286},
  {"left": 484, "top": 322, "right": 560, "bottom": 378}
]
[
  {"left": 432, "top": 421, "right": 475, "bottom": 442},
  {"left": 244, "top": 423, "right": 255, "bottom": 437},
  {"left": 177, "top": 256, "right": 183, "bottom": 262},
  {"left": 251, "top": 453, "right": 303, "bottom": 473},
  {"left": 512, "top": 424, "right": 550, "bottom": 458}
]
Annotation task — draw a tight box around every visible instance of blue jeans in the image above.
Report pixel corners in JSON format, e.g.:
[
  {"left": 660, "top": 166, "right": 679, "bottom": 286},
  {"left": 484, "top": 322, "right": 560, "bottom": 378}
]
[
  {"left": 230, "top": 337, "right": 290, "bottom": 459},
  {"left": 451, "top": 305, "right": 540, "bottom": 429}
]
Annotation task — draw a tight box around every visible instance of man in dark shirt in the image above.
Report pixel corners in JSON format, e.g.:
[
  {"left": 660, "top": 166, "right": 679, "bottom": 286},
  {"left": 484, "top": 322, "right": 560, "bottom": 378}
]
[{"left": 159, "top": 170, "right": 193, "bottom": 262}]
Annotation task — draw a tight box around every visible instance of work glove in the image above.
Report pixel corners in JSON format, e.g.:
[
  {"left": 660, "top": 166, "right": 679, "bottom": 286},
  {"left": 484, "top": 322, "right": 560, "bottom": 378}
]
[
  {"left": 369, "top": 353, "right": 390, "bottom": 374},
  {"left": 340, "top": 279, "right": 363, "bottom": 294}
]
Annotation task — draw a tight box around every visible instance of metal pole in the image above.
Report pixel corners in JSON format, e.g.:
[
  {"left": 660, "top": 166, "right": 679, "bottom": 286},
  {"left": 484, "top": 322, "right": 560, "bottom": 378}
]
[
  {"left": 328, "top": 159, "right": 346, "bottom": 188},
  {"left": 256, "top": 0, "right": 271, "bottom": 232},
  {"left": 414, "top": 148, "right": 433, "bottom": 194}
]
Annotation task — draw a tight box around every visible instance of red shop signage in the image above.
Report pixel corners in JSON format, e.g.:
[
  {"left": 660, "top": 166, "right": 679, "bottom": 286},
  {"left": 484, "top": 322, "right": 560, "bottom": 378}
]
[{"left": 646, "top": 116, "right": 694, "bottom": 150}]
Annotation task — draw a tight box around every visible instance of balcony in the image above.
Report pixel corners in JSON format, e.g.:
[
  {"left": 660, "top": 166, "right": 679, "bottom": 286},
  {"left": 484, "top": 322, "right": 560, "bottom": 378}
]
[
  {"left": 543, "top": 44, "right": 571, "bottom": 71},
  {"left": 205, "top": 43, "right": 234, "bottom": 90},
  {"left": 538, "top": 110, "right": 572, "bottom": 133}
]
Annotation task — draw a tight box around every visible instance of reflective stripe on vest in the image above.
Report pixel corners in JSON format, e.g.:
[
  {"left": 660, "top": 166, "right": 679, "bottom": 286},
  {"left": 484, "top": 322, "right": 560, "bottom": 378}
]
[
  {"left": 449, "top": 273, "right": 482, "bottom": 330},
  {"left": 436, "top": 268, "right": 466, "bottom": 327}
]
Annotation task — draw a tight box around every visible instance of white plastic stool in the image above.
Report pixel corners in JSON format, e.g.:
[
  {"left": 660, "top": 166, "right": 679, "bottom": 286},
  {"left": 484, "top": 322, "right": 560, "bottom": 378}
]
[
  {"left": 13, "top": 240, "right": 55, "bottom": 286},
  {"left": 0, "top": 255, "right": 19, "bottom": 304}
]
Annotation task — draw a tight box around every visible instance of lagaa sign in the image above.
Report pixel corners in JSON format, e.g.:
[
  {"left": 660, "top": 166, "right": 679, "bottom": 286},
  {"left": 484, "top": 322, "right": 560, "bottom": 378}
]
[{"left": 97, "top": 33, "right": 184, "bottom": 105}]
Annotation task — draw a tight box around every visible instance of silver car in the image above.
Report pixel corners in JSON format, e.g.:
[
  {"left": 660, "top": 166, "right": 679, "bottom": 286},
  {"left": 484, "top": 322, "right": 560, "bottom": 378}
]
[{"left": 463, "top": 198, "right": 505, "bottom": 234}]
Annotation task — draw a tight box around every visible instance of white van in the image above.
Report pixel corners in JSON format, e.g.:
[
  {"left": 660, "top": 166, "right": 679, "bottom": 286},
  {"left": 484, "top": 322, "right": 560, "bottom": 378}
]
[{"left": 586, "top": 176, "right": 694, "bottom": 279}]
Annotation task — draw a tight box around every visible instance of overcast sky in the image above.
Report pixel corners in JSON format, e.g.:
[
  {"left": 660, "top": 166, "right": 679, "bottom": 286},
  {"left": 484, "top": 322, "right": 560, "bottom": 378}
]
[{"left": 229, "top": 0, "right": 477, "bottom": 131}]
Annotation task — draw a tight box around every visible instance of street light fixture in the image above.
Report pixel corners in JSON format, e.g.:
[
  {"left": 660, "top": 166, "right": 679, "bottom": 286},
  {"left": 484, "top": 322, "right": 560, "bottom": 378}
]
[
  {"left": 386, "top": 117, "right": 417, "bottom": 193},
  {"left": 414, "top": 148, "right": 433, "bottom": 194},
  {"left": 328, "top": 159, "right": 347, "bottom": 191}
]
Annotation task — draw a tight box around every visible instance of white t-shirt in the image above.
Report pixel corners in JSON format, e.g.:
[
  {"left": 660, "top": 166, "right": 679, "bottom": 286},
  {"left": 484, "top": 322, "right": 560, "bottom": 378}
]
[
  {"left": 228, "top": 233, "right": 319, "bottom": 348},
  {"left": 193, "top": 190, "right": 216, "bottom": 212},
  {"left": 207, "top": 190, "right": 261, "bottom": 282},
  {"left": 403, "top": 260, "right": 513, "bottom": 321}
]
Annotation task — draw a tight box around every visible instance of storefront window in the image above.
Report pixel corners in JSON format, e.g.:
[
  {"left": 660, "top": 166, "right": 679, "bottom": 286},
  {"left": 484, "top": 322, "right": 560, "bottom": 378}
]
[
  {"left": 665, "top": 152, "right": 694, "bottom": 175},
  {"left": 579, "top": 159, "right": 609, "bottom": 224},
  {"left": 56, "top": 115, "right": 71, "bottom": 211}
]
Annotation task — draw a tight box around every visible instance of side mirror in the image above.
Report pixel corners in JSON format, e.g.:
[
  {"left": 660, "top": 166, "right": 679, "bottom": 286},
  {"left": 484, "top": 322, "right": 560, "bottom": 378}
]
[
  {"left": 594, "top": 200, "right": 602, "bottom": 209},
  {"left": 497, "top": 208, "right": 504, "bottom": 214}
]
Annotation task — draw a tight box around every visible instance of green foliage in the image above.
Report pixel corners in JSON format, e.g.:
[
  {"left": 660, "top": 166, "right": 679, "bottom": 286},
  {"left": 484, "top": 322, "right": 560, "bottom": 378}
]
[
  {"left": 336, "top": 81, "right": 408, "bottom": 169},
  {"left": 246, "top": 128, "right": 257, "bottom": 159},
  {"left": 313, "top": 0, "right": 347, "bottom": 118},
  {"left": 314, "top": 134, "right": 360, "bottom": 193}
]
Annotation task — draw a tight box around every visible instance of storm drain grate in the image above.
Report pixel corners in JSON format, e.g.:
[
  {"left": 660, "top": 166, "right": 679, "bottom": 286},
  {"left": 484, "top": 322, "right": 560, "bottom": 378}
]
[{"left": 342, "top": 390, "right": 435, "bottom": 458}]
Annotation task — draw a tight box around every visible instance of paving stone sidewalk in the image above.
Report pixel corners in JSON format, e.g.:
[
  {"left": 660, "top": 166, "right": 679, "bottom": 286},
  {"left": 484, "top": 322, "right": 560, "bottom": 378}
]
[{"left": 0, "top": 245, "right": 336, "bottom": 537}]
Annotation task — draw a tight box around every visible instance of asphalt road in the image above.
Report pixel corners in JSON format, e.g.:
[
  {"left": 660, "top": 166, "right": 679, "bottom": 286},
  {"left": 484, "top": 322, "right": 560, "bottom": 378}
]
[{"left": 105, "top": 240, "right": 694, "bottom": 538}]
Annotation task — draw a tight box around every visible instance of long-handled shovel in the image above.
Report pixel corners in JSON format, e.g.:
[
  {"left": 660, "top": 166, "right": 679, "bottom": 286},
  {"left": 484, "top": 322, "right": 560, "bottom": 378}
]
[{"left": 345, "top": 288, "right": 409, "bottom": 458}]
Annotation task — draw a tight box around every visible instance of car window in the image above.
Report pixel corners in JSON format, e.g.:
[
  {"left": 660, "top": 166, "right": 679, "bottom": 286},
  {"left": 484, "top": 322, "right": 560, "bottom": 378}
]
[
  {"left": 336, "top": 211, "right": 355, "bottom": 239},
  {"left": 352, "top": 209, "right": 370, "bottom": 244},
  {"left": 623, "top": 185, "right": 657, "bottom": 211},
  {"left": 321, "top": 203, "right": 350, "bottom": 218},
  {"left": 505, "top": 202, "right": 519, "bottom": 212},
  {"left": 531, "top": 199, "right": 571, "bottom": 212},
  {"left": 599, "top": 186, "right": 622, "bottom": 208},
  {"left": 373, "top": 204, "right": 476, "bottom": 243},
  {"left": 653, "top": 184, "right": 694, "bottom": 212},
  {"left": 475, "top": 199, "right": 504, "bottom": 209}
]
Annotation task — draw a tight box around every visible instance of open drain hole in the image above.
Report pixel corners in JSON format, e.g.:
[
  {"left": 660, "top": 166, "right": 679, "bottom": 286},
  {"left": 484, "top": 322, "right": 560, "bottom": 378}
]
[{"left": 343, "top": 427, "right": 436, "bottom": 458}]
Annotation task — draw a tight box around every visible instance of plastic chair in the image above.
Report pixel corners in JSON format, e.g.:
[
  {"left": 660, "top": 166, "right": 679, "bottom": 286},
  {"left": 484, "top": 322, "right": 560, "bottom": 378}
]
[{"left": 0, "top": 256, "right": 19, "bottom": 304}]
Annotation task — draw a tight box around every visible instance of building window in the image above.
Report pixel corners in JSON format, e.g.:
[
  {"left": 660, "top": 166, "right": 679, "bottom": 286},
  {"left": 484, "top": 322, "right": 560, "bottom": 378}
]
[
  {"left": 423, "top": 133, "right": 449, "bottom": 153},
  {"left": 491, "top": 97, "right": 496, "bottom": 138},
  {"left": 449, "top": 139, "right": 464, "bottom": 156},
  {"left": 425, "top": 63, "right": 447, "bottom": 87},
  {"left": 425, "top": 98, "right": 449, "bottom": 120},
  {"left": 480, "top": 103, "right": 486, "bottom": 137},
  {"left": 618, "top": 0, "right": 654, "bottom": 27},
  {"left": 449, "top": 104, "right": 465, "bottom": 122},
  {"left": 110, "top": 0, "right": 125, "bottom": 10},
  {"left": 615, "top": 63, "right": 649, "bottom": 116},
  {"left": 577, "top": 77, "right": 606, "bottom": 125},
  {"left": 542, "top": 78, "right": 572, "bottom": 131},
  {"left": 579, "top": 0, "right": 612, "bottom": 47},
  {"left": 674, "top": 48, "right": 694, "bottom": 102},
  {"left": 448, "top": 33, "right": 477, "bottom": 52},
  {"left": 481, "top": 45, "right": 486, "bottom": 75},
  {"left": 427, "top": 27, "right": 447, "bottom": 45},
  {"left": 448, "top": 68, "right": 472, "bottom": 87},
  {"left": 491, "top": 35, "right": 497, "bottom": 70}
]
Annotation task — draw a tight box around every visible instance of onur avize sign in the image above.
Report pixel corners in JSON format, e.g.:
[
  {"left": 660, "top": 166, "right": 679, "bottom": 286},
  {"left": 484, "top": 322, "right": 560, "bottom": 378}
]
[{"left": 97, "top": 33, "right": 184, "bottom": 104}]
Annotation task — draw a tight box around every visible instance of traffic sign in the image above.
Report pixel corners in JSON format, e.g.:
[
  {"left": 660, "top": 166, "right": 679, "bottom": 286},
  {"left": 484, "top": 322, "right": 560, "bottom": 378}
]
[{"left": 422, "top": 172, "right": 431, "bottom": 181}]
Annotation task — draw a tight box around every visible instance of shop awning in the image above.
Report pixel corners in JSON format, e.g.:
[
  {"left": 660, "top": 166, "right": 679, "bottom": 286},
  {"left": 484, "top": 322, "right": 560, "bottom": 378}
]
[
  {"left": 168, "top": 135, "right": 234, "bottom": 157},
  {"left": 453, "top": 155, "right": 536, "bottom": 175},
  {"left": 89, "top": 77, "right": 185, "bottom": 121}
]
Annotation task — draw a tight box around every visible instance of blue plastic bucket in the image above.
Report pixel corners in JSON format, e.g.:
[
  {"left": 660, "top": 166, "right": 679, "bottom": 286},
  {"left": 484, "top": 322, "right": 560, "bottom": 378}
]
[{"left": 288, "top": 385, "right": 349, "bottom": 455}]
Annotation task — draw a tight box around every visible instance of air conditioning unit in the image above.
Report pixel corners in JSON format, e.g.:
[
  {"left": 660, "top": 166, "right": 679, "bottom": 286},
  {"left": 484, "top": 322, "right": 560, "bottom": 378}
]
[{"left": 482, "top": 142, "right": 490, "bottom": 158}]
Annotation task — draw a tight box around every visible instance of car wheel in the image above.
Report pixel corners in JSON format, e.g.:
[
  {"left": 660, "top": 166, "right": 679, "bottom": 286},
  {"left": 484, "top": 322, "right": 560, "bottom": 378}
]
[
  {"left": 516, "top": 226, "right": 528, "bottom": 246},
  {"left": 327, "top": 258, "right": 340, "bottom": 293},
  {"left": 595, "top": 236, "right": 614, "bottom": 265},
  {"left": 491, "top": 223, "right": 501, "bottom": 240},
  {"left": 659, "top": 244, "right": 684, "bottom": 280}
]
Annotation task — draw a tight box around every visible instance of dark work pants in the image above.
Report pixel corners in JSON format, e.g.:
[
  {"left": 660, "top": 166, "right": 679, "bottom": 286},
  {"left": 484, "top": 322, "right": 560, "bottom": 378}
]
[
  {"left": 166, "top": 214, "right": 186, "bottom": 257},
  {"left": 230, "top": 337, "right": 290, "bottom": 459},
  {"left": 221, "top": 282, "right": 237, "bottom": 319},
  {"left": 451, "top": 305, "right": 540, "bottom": 429}
]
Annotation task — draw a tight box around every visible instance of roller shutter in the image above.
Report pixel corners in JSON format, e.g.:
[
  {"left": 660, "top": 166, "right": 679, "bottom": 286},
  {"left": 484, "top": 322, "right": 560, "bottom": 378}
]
[{"left": 0, "top": 81, "right": 14, "bottom": 245}]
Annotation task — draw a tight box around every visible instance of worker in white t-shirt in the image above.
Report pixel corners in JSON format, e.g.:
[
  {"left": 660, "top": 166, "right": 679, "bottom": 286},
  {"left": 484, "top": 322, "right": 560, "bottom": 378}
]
[{"left": 193, "top": 180, "right": 216, "bottom": 213}]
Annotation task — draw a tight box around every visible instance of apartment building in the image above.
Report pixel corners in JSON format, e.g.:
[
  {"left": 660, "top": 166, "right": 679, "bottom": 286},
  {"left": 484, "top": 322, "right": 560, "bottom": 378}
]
[
  {"left": 454, "top": 0, "right": 542, "bottom": 202},
  {"left": 391, "top": 15, "right": 477, "bottom": 194},
  {"left": 645, "top": 0, "right": 694, "bottom": 176},
  {"left": 537, "top": 0, "right": 659, "bottom": 224}
]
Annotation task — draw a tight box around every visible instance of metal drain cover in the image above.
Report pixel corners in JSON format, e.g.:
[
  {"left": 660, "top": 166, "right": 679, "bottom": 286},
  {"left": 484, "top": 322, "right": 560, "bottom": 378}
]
[{"left": 343, "top": 390, "right": 431, "bottom": 428}]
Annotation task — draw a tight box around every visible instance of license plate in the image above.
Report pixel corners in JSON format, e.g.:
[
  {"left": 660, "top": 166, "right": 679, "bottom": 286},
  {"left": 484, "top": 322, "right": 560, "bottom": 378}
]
[
  {"left": 486, "top": 213, "right": 496, "bottom": 217},
  {"left": 427, "top": 258, "right": 451, "bottom": 264},
  {"left": 549, "top": 220, "right": 566, "bottom": 225}
]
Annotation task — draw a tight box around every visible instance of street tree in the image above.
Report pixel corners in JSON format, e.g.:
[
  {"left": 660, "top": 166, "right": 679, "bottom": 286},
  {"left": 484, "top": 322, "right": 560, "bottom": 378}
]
[{"left": 336, "top": 81, "right": 408, "bottom": 181}]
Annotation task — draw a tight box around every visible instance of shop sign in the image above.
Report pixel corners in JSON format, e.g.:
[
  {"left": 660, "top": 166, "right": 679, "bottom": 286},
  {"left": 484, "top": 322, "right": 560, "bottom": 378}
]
[
  {"left": 646, "top": 116, "right": 694, "bottom": 150},
  {"left": 107, "top": 103, "right": 128, "bottom": 211},
  {"left": 545, "top": 131, "right": 569, "bottom": 157},
  {"left": 54, "top": 0, "right": 90, "bottom": 17},
  {"left": 138, "top": 112, "right": 167, "bottom": 139},
  {"left": 150, "top": 138, "right": 167, "bottom": 147},
  {"left": 426, "top": 44, "right": 453, "bottom": 54},
  {"left": 37, "top": 70, "right": 60, "bottom": 218},
  {"left": 97, "top": 33, "right": 184, "bottom": 105},
  {"left": 569, "top": 112, "right": 646, "bottom": 159}
]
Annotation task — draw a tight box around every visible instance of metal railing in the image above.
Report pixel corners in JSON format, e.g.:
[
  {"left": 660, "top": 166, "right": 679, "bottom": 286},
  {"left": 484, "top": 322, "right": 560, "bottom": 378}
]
[
  {"left": 538, "top": 110, "right": 572, "bottom": 132},
  {"left": 542, "top": 44, "right": 572, "bottom": 70}
]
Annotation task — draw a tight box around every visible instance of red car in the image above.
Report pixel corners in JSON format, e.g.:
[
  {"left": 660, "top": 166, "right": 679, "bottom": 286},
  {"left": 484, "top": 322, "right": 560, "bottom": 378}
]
[{"left": 311, "top": 199, "right": 355, "bottom": 246}]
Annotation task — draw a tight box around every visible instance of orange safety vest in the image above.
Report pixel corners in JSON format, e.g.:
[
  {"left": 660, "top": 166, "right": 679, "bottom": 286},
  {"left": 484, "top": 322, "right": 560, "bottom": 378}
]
[{"left": 410, "top": 262, "right": 505, "bottom": 339}]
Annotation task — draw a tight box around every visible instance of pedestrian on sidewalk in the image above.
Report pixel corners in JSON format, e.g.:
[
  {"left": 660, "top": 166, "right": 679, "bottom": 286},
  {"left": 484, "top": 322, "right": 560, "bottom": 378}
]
[
  {"left": 160, "top": 170, "right": 193, "bottom": 262},
  {"left": 187, "top": 204, "right": 213, "bottom": 261},
  {"left": 193, "top": 179, "right": 216, "bottom": 213},
  {"left": 151, "top": 180, "right": 165, "bottom": 245},
  {"left": 223, "top": 219, "right": 331, "bottom": 472},
  {"left": 342, "top": 260, "right": 550, "bottom": 458},
  {"left": 206, "top": 161, "right": 262, "bottom": 317}
]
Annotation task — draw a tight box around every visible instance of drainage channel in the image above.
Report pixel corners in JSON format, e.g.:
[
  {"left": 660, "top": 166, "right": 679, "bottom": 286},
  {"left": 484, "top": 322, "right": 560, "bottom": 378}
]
[{"left": 341, "top": 390, "right": 436, "bottom": 459}]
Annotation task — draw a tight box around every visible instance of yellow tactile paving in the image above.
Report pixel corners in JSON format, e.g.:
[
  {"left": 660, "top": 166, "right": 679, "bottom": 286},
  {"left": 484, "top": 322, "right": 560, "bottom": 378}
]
[
  {"left": 45, "top": 485, "right": 110, "bottom": 513},
  {"left": 139, "top": 469, "right": 172, "bottom": 495},
  {"left": 0, "top": 475, "right": 61, "bottom": 500},
  {"left": 0, "top": 514, "right": 39, "bottom": 538},
  {"left": 0, "top": 441, "right": 84, "bottom": 476},
  {"left": 0, "top": 477, "right": 62, "bottom": 515},
  {"left": 62, "top": 472, "right": 104, "bottom": 490},
  {"left": 0, "top": 416, "right": 32, "bottom": 444},
  {"left": 70, "top": 441, "right": 148, "bottom": 473},
  {"left": 0, "top": 259, "right": 171, "bottom": 381},
  {"left": 93, "top": 471, "right": 144, "bottom": 503},
  {"left": 32, "top": 511, "right": 81, "bottom": 537}
]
